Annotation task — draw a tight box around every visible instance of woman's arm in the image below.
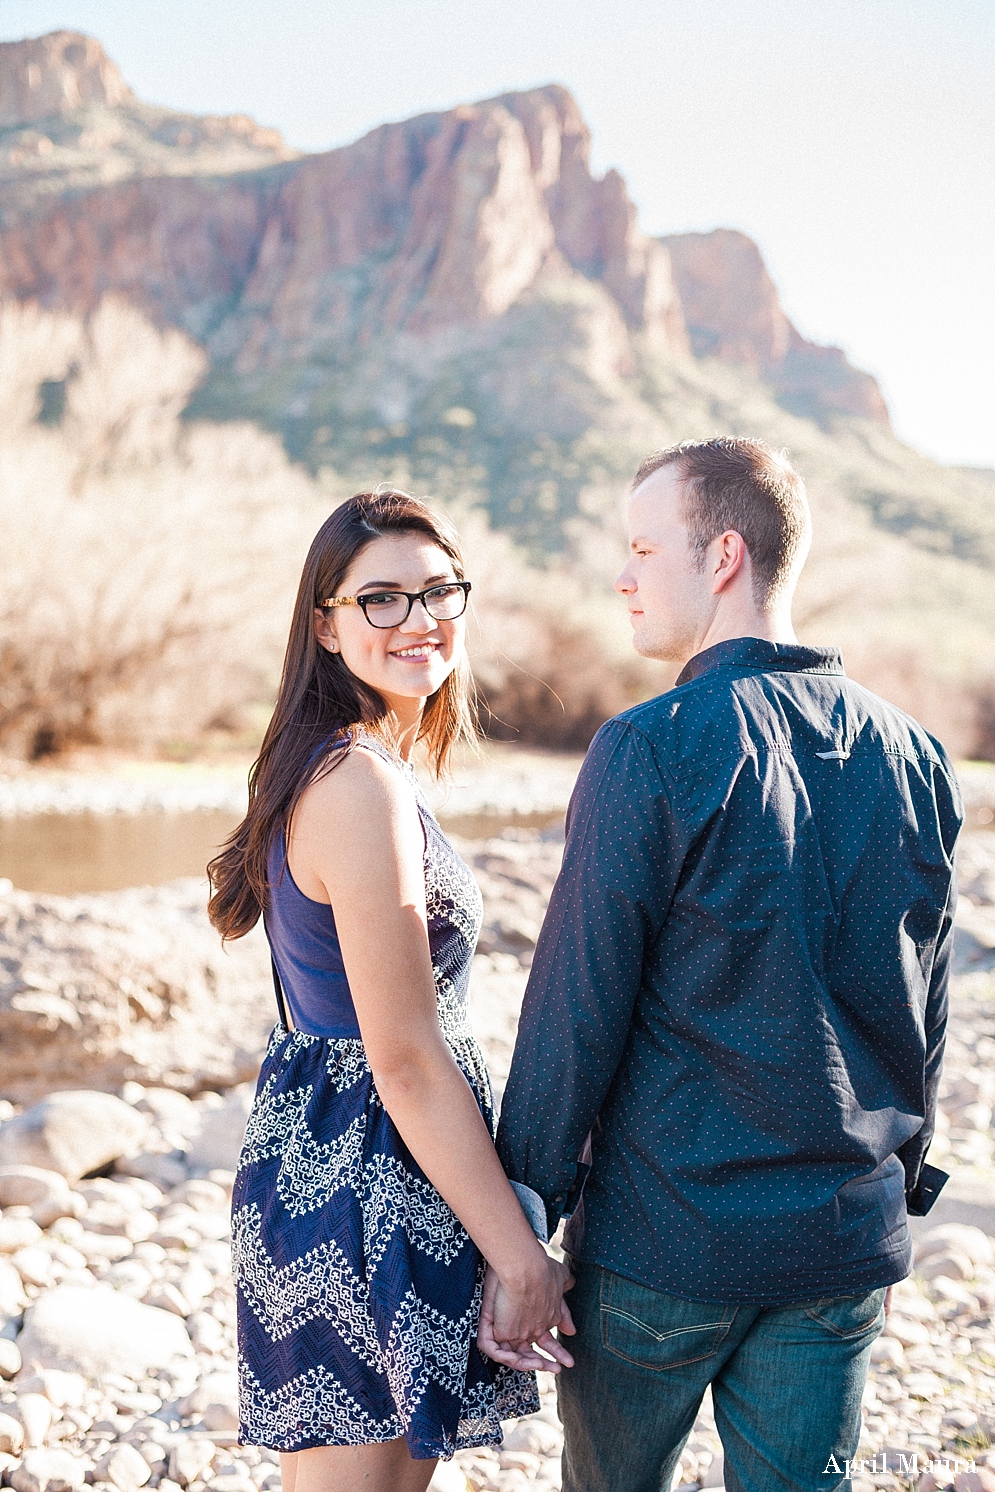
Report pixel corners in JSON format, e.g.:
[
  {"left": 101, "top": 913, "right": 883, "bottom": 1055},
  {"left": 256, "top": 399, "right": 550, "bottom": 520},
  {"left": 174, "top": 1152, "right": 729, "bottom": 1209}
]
[{"left": 289, "top": 748, "right": 573, "bottom": 1362}]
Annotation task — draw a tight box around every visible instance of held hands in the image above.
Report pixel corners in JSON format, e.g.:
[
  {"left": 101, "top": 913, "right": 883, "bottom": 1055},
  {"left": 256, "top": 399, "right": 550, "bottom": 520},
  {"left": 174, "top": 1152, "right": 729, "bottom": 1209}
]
[{"left": 477, "top": 1255, "right": 576, "bottom": 1373}]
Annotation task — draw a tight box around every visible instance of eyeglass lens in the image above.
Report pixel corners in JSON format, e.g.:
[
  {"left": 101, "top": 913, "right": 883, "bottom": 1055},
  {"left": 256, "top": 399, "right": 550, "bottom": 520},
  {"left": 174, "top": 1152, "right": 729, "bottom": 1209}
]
[{"left": 362, "top": 583, "right": 467, "bottom": 627}]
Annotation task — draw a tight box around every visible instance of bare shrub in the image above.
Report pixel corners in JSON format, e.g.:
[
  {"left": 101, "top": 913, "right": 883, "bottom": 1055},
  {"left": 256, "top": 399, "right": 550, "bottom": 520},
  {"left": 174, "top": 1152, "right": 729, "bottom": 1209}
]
[
  {"left": 62, "top": 298, "right": 208, "bottom": 474},
  {"left": 0, "top": 300, "right": 323, "bottom": 757},
  {"left": 1, "top": 297, "right": 992, "bottom": 763}
]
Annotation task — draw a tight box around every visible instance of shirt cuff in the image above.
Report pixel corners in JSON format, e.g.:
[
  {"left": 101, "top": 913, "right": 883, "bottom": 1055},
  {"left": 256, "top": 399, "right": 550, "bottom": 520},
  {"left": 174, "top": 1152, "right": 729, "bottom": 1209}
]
[
  {"left": 509, "top": 1180, "right": 549, "bottom": 1243},
  {"left": 906, "top": 1161, "right": 949, "bottom": 1217}
]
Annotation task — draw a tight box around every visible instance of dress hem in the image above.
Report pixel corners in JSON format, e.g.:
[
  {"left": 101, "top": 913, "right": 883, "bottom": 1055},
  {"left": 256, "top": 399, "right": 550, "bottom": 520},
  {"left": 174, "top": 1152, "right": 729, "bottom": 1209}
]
[{"left": 237, "top": 1411, "right": 539, "bottom": 1461}]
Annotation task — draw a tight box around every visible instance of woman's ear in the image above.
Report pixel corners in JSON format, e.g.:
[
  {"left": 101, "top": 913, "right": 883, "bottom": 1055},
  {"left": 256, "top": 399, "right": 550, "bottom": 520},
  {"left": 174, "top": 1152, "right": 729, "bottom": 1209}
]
[{"left": 314, "top": 607, "right": 339, "bottom": 654}]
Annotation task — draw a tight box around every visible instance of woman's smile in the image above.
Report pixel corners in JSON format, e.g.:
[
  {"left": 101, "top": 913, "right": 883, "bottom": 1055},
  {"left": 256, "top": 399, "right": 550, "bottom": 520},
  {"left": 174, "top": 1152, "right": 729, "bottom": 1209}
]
[{"left": 389, "top": 642, "right": 442, "bottom": 660}]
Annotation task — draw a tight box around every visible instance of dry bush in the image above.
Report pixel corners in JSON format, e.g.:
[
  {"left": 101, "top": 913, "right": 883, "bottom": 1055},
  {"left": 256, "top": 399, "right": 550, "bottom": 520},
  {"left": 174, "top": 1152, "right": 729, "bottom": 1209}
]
[
  {"left": 2, "top": 297, "right": 992, "bottom": 763},
  {"left": 0, "top": 300, "right": 323, "bottom": 757},
  {"left": 0, "top": 299, "right": 646, "bottom": 760}
]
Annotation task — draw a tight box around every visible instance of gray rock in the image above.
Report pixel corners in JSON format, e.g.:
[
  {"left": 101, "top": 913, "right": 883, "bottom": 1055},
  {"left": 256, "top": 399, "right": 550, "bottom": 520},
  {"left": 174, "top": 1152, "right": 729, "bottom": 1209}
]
[
  {"left": 74, "top": 1233, "right": 134, "bottom": 1266},
  {"left": 911, "top": 1183, "right": 995, "bottom": 1240},
  {"left": 11, "top": 1394, "right": 53, "bottom": 1448},
  {"left": 168, "top": 1181, "right": 228, "bottom": 1214},
  {"left": 502, "top": 1418, "right": 563, "bottom": 1455},
  {"left": 0, "top": 1258, "right": 27, "bottom": 1316},
  {"left": 16, "top": 1285, "right": 193, "bottom": 1380},
  {"left": 0, "top": 1092, "right": 147, "bottom": 1183},
  {"left": 17, "top": 1370, "right": 85, "bottom": 1408},
  {"left": 701, "top": 1452, "right": 725, "bottom": 1489},
  {"left": 0, "top": 1166, "right": 76, "bottom": 1227},
  {"left": 0, "top": 1217, "right": 43, "bottom": 1252},
  {"left": 168, "top": 1439, "right": 217, "bottom": 1486},
  {"left": 116, "top": 1152, "right": 189, "bottom": 1190},
  {"left": 10, "top": 1449, "right": 86, "bottom": 1492},
  {"left": 179, "top": 1371, "right": 238, "bottom": 1422},
  {"left": 132, "top": 1089, "right": 203, "bottom": 1145},
  {"left": 201, "top": 1403, "right": 238, "bottom": 1434},
  {"left": 0, "top": 1411, "right": 24, "bottom": 1454},
  {"left": 0, "top": 882, "right": 273, "bottom": 1103},
  {"left": 93, "top": 1444, "right": 152, "bottom": 1491},
  {"left": 186, "top": 1089, "right": 254, "bottom": 1174}
]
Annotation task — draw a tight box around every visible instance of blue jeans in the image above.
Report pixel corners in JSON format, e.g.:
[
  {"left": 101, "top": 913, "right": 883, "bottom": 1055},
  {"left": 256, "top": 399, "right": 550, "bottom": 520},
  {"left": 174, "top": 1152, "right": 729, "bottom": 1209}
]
[{"left": 558, "top": 1259, "right": 886, "bottom": 1492}]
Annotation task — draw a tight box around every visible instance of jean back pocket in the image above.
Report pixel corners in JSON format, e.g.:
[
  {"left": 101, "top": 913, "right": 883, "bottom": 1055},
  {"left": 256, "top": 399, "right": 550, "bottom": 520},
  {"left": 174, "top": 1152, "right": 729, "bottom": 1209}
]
[
  {"left": 600, "top": 1269, "right": 737, "bottom": 1371},
  {"left": 803, "top": 1288, "right": 887, "bottom": 1338}
]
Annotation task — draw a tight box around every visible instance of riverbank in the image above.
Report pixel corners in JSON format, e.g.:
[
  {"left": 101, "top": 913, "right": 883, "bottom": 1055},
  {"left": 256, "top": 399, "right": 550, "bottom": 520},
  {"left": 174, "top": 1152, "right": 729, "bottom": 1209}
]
[
  {"left": 1, "top": 750, "right": 992, "bottom": 826},
  {"left": 0, "top": 828, "right": 993, "bottom": 1491},
  {"left": 0, "top": 746, "right": 585, "bottom": 823},
  {"left": 0, "top": 752, "right": 993, "bottom": 1490}
]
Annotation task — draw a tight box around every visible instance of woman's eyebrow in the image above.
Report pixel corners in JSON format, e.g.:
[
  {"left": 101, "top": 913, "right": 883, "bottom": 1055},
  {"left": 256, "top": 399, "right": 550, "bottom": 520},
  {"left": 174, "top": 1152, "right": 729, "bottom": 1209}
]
[{"left": 355, "top": 572, "right": 454, "bottom": 592}]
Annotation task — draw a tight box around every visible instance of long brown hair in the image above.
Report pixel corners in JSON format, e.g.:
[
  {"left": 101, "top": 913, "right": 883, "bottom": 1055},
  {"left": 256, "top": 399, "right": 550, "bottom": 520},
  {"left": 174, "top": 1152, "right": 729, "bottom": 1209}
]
[{"left": 208, "top": 489, "right": 476, "bottom": 941}]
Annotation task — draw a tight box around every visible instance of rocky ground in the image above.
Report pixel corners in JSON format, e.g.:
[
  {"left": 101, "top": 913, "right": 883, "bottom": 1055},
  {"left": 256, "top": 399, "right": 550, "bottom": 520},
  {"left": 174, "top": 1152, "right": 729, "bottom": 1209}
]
[{"left": 0, "top": 817, "right": 993, "bottom": 1490}]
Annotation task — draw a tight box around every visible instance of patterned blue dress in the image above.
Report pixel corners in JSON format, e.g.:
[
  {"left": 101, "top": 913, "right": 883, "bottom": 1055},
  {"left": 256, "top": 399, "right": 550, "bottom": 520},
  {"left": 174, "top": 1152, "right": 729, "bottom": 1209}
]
[{"left": 231, "top": 735, "right": 538, "bottom": 1460}]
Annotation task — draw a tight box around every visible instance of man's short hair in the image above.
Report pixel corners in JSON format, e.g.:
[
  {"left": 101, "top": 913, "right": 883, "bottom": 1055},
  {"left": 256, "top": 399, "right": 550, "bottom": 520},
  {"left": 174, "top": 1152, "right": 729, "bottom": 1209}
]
[{"left": 633, "top": 438, "right": 811, "bottom": 609}]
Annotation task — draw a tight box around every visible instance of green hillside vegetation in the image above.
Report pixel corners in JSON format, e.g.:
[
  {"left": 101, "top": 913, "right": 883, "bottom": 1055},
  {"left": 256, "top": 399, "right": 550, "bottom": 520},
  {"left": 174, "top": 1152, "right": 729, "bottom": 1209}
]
[
  {"left": 0, "top": 102, "right": 295, "bottom": 222},
  {"left": 188, "top": 277, "right": 995, "bottom": 756}
]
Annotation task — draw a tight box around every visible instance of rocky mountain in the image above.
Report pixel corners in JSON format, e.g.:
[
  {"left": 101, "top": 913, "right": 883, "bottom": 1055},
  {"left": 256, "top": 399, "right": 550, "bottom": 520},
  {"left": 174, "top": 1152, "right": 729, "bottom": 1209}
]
[
  {"left": 0, "top": 30, "right": 296, "bottom": 219},
  {"left": 0, "top": 35, "right": 892, "bottom": 517},
  {"left": 0, "top": 30, "right": 993, "bottom": 754}
]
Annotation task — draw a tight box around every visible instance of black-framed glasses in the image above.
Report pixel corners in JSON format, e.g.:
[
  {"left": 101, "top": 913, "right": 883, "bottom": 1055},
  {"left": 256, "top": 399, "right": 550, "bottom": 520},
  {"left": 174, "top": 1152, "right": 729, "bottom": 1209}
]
[{"left": 320, "top": 580, "right": 471, "bottom": 629}]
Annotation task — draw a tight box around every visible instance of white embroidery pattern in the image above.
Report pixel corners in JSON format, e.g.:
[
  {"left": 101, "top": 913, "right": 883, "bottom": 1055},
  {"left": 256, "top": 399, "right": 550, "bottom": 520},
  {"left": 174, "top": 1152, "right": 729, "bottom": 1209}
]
[
  {"left": 238, "top": 1356, "right": 403, "bottom": 1447},
  {"left": 239, "top": 1075, "right": 314, "bottom": 1167},
  {"left": 424, "top": 816, "right": 484, "bottom": 949},
  {"left": 456, "top": 1374, "right": 504, "bottom": 1444},
  {"left": 361, "top": 1154, "right": 469, "bottom": 1273},
  {"left": 325, "top": 1040, "right": 369, "bottom": 1092},
  {"left": 233, "top": 1202, "right": 384, "bottom": 1364},
  {"left": 381, "top": 1287, "right": 477, "bottom": 1431}
]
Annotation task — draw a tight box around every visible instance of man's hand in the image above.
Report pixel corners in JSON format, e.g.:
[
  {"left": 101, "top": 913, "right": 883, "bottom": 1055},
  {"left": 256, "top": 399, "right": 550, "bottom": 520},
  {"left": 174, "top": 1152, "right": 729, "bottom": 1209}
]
[{"left": 477, "top": 1258, "right": 576, "bottom": 1372}]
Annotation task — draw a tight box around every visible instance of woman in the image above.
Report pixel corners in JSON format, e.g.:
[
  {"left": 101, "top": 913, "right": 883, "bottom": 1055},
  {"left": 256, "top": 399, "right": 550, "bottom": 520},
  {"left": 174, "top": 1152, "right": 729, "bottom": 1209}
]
[{"left": 208, "top": 489, "right": 572, "bottom": 1492}]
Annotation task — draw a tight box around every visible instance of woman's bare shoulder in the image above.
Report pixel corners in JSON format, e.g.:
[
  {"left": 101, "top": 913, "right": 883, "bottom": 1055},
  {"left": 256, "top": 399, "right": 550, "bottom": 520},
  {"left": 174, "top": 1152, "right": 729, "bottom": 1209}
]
[{"left": 295, "top": 741, "right": 416, "bottom": 834}]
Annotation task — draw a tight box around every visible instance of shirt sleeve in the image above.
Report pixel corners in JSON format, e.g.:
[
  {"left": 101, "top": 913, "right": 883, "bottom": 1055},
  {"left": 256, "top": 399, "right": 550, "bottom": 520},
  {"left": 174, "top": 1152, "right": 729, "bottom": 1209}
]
[
  {"left": 898, "top": 873, "right": 955, "bottom": 1215},
  {"left": 496, "top": 717, "right": 682, "bottom": 1237},
  {"left": 897, "top": 746, "right": 962, "bottom": 1216}
]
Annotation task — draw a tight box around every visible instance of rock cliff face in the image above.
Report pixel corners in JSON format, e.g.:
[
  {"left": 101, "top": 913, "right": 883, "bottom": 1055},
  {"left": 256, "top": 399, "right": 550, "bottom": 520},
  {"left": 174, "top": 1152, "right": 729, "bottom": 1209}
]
[
  {"left": 664, "top": 229, "right": 889, "bottom": 423},
  {"left": 0, "top": 30, "right": 132, "bottom": 126},
  {"left": 0, "top": 29, "right": 912, "bottom": 559},
  {"left": 0, "top": 32, "right": 295, "bottom": 220},
  {"left": 0, "top": 31, "right": 885, "bottom": 440}
]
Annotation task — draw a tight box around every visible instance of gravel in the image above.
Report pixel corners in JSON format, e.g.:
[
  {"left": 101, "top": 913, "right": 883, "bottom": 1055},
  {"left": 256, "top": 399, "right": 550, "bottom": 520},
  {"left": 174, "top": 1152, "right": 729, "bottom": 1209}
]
[{"left": 0, "top": 799, "right": 990, "bottom": 1490}]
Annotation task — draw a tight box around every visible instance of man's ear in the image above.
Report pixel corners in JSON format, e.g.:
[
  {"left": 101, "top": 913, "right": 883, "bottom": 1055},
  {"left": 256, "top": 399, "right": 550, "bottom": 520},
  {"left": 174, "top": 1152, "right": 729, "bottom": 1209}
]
[
  {"left": 314, "top": 607, "right": 340, "bottom": 654},
  {"left": 711, "top": 531, "right": 747, "bottom": 594}
]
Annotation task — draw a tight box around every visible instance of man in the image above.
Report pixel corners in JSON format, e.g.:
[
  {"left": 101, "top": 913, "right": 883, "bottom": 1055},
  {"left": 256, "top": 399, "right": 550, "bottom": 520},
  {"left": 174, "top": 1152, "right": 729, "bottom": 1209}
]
[{"left": 491, "top": 439, "right": 961, "bottom": 1492}]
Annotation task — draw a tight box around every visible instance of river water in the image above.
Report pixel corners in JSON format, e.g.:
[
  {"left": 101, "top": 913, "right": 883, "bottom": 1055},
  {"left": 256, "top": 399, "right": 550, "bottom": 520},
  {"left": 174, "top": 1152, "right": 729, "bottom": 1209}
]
[
  {"left": 0, "top": 806, "right": 565, "bottom": 894},
  {"left": 1, "top": 753, "right": 990, "bottom": 895}
]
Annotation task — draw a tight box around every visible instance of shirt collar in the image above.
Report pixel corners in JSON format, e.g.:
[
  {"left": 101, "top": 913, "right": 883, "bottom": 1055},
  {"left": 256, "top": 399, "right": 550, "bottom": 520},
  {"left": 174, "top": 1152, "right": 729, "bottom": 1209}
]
[{"left": 675, "top": 637, "right": 845, "bottom": 688}]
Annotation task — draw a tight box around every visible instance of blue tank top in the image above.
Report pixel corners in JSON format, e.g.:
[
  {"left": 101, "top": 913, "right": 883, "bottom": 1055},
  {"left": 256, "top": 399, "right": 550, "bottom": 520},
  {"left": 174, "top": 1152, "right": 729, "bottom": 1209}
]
[{"left": 263, "top": 734, "right": 483, "bottom": 1040}]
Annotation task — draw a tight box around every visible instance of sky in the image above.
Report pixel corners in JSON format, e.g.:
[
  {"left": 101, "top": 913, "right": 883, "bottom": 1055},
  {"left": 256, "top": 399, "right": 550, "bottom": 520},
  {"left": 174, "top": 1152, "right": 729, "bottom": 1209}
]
[{"left": 1, "top": 0, "right": 992, "bottom": 469}]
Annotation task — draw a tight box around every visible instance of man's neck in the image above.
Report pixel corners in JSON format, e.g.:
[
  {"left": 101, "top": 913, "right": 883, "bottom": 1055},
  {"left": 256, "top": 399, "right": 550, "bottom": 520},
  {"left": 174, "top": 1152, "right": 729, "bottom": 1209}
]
[{"left": 682, "top": 602, "right": 797, "bottom": 672}]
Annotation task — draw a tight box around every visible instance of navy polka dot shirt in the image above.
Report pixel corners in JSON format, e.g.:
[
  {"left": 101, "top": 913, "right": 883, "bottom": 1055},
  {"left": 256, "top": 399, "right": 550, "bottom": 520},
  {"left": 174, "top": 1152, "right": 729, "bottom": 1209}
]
[{"left": 496, "top": 639, "right": 962, "bottom": 1305}]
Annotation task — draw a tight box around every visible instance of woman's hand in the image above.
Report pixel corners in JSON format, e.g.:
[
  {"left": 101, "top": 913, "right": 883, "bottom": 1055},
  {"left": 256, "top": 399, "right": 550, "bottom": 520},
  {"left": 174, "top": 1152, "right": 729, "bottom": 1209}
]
[{"left": 477, "top": 1257, "right": 576, "bottom": 1372}]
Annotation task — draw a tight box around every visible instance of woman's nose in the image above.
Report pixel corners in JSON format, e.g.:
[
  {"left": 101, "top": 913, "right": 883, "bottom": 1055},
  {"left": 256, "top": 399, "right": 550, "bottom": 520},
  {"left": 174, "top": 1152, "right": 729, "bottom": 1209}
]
[{"left": 398, "top": 598, "right": 435, "bottom": 631}]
